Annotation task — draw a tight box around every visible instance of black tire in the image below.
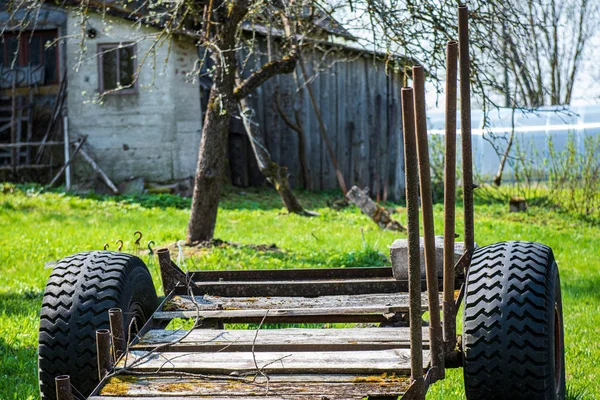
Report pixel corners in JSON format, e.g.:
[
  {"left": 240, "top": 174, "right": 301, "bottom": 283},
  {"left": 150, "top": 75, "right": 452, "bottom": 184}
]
[
  {"left": 462, "top": 241, "right": 565, "bottom": 400},
  {"left": 38, "top": 251, "right": 158, "bottom": 399}
]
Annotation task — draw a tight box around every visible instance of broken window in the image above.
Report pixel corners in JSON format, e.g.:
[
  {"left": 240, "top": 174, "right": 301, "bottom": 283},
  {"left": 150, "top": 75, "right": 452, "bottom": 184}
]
[{"left": 97, "top": 43, "right": 137, "bottom": 93}]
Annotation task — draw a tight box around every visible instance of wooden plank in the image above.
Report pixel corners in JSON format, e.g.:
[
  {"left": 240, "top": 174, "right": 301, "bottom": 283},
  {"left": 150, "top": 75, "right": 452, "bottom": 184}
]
[
  {"left": 190, "top": 266, "right": 394, "bottom": 282},
  {"left": 278, "top": 72, "right": 300, "bottom": 187},
  {"left": 378, "top": 67, "right": 389, "bottom": 201},
  {"left": 154, "top": 306, "right": 405, "bottom": 323},
  {"left": 0, "top": 164, "right": 54, "bottom": 171},
  {"left": 115, "top": 348, "right": 425, "bottom": 375},
  {"left": 307, "top": 51, "right": 322, "bottom": 190},
  {"left": 388, "top": 71, "right": 404, "bottom": 200},
  {"left": 134, "top": 327, "right": 430, "bottom": 352},
  {"left": 162, "top": 292, "right": 428, "bottom": 312},
  {"left": 373, "top": 65, "right": 387, "bottom": 200},
  {"left": 319, "top": 52, "right": 331, "bottom": 189},
  {"left": 182, "top": 277, "right": 426, "bottom": 297},
  {"left": 395, "top": 70, "right": 406, "bottom": 199},
  {"left": 78, "top": 147, "right": 120, "bottom": 194},
  {"left": 94, "top": 373, "right": 412, "bottom": 398},
  {"left": 0, "top": 141, "right": 65, "bottom": 149},
  {"left": 350, "top": 58, "right": 363, "bottom": 185},
  {"left": 154, "top": 292, "right": 434, "bottom": 323},
  {"left": 358, "top": 58, "right": 369, "bottom": 188},
  {"left": 264, "top": 46, "right": 281, "bottom": 167},
  {"left": 366, "top": 58, "right": 376, "bottom": 193},
  {"left": 335, "top": 60, "right": 348, "bottom": 190}
]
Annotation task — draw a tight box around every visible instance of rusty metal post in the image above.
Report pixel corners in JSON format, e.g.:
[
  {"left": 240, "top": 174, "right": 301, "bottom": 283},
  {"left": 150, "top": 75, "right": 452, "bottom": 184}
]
[
  {"left": 157, "top": 247, "right": 187, "bottom": 295},
  {"left": 109, "top": 308, "right": 126, "bottom": 359},
  {"left": 55, "top": 375, "right": 72, "bottom": 400},
  {"left": 401, "top": 87, "right": 425, "bottom": 398},
  {"left": 443, "top": 41, "right": 458, "bottom": 351},
  {"left": 459, "top": 4, "right": 475, "bottom": 252},
  {"left": 413, "top": 65, "right": 445, "bottom": 379},
  {"left": 96, "top": 329, "right": 113, "bottom": 380}
]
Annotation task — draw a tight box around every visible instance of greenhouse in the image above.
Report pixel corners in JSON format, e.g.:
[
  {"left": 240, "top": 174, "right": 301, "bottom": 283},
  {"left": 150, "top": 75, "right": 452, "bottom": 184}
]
[{"left": 427, "top": 104, "right": 600, "bottom": 179}]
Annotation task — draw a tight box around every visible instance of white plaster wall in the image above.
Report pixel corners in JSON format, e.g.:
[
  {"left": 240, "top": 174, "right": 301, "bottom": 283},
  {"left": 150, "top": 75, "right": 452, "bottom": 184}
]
[{"left": 66, "top": 11, "right": 202, "bottom": 184}]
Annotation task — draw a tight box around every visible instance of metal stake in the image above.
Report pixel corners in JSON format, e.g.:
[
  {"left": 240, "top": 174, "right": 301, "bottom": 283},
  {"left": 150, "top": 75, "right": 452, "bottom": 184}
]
[
  {"left": 55, "top": 375, "right": 72, "bottom": 400},
  {"left": 401, "top": 87, "right": 424, "bottom": 398},
  {"left": 413, "top": 65, "right": 445, "bottom": 379},
  {"left": 459, "top": 4, "right": 475, "bottom": 252},
  {"left": 109, "top": 308, "right": 126, "bottom": 359},
  {"left": 443, "top": 41, "right": 458, "bottom": 350},
  {"left": 96, "top": 329, "right": 113, "bottom": 380}
]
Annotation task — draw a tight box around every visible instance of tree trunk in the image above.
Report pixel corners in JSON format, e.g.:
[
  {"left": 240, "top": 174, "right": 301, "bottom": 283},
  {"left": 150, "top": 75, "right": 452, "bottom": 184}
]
[
  {"left": 186, "top": 2, "right": 247, "bottom": 244},
  {"left": 239, "top": 95, "right": 310, "bottom": 215},
  {"left": 186, "top": 89, "right": 232, "bottom": 243}
]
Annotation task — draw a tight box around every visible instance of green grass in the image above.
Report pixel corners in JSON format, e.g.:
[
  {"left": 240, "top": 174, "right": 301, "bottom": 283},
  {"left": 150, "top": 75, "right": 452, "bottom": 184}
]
[{"left": 0, "top": 183, "right": 598, "bottom": 399}]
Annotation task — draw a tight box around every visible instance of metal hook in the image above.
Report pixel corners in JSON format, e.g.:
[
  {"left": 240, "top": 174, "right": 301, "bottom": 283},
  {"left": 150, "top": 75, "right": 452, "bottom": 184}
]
[
  {"left": 147, "top": 240, "right": 155, "bottom": 255},
  {"left": 134, "top": 231, "right": 143, "bottom": 246},
  {"left": 103, "top": 243, "right": 109, "bottom": 250},
  {"left": 116, "top": 239, "right": 124, "bottom": 252}
]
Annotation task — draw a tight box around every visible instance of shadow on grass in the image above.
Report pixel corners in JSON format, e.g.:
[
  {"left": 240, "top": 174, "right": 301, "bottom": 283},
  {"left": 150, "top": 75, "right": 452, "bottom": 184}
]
[
  {"left": 0, "top": 290, "right": 43, "bottom": 317},
  {"left": 35, "top": 184, "right": 341, "bottom": 212},
  {"left": 562, "top": 277, "right": 600, "bottom": 302}
]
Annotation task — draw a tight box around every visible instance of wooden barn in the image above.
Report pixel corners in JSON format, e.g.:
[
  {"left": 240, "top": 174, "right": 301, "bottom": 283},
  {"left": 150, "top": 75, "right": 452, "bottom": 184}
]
[
  {"left": 231, "top": 38, "right": 407, "bottom": 201},
  {"left": 1, "top": 3, "right": 408, "bottom": 200}
]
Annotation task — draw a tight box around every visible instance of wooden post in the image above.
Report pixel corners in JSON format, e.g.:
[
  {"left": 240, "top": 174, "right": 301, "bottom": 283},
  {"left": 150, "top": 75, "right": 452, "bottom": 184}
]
[
  {"left": 413, "top": 65, "right": 445, "bottom": 379},
  {"left": 10, "top": 77, "right": 17, "bottom": 178}
]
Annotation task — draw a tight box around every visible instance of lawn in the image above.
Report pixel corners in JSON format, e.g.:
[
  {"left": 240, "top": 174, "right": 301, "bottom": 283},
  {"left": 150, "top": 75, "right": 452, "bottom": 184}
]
[{"left": 0, "top": 183, "right": 598, "bottom": 399}]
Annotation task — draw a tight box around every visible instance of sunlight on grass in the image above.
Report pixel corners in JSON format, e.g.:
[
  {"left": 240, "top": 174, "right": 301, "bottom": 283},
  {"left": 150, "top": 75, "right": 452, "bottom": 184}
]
[{"left": 0, "top": 183, "right": 598, "bottom": 399}]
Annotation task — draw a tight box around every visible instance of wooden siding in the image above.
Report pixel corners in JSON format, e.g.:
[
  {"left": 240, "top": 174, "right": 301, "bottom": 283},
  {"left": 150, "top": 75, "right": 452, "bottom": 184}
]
[{"left": 240, "top": 44, "right": 405, "bottom": 200}]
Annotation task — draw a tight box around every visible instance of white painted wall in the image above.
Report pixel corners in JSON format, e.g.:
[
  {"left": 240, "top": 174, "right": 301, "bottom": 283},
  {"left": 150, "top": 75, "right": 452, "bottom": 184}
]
[{"left": 66, "top": 11, "right": 202, "bottom": 184}]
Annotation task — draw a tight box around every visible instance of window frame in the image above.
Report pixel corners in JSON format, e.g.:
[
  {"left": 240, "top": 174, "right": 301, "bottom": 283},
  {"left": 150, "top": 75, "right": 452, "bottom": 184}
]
[{"left": 97, "top": 42, "right": 138, "bottom": 95}]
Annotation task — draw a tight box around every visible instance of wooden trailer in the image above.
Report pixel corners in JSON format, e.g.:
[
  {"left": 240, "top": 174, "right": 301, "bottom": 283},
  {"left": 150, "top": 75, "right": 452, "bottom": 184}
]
[{"left": 38, "top": 6, "right": 566, "bottom": 400}]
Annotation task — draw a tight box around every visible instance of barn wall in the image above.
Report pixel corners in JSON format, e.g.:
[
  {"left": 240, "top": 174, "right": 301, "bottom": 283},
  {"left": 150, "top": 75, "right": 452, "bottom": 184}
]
[
  {"left": 66, "top": 11, "right": 202, "bottom": 184},
  {"left": 241, "top": 43, "right": 406, "bottom": 201}
]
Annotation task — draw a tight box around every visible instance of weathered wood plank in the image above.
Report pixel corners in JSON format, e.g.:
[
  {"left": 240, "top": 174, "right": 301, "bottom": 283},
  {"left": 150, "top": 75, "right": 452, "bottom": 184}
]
[
  {"left": 183, "top": 277, "right": 424, "bottom": 297},
  {"left": 389, "top": 71, "right": 404, "bottom": 200},
  {"left": 307, "top": 51, "right": 322, "bottom": 190},
  {"left": 162, "top": 292, "right": 429, "bottom": 312},
  {"left": 336, "top": 60, "right": 349, "bottom": 190},
  {"left": 115, "top": 348, "right": 426, "bottom": 375},
  {"left": 95, "top": 373, "right": 412, "bottom": 398},
  {"left": 375, "top": 66, "right": 388, "bottom": 200},
  {"left": 134, "top": 327, "right": 430, "bottom": 352},
  {"left": 156, "top": 291, "right": 437, "bottom": 322},
  {"left": 154, "top": 306, "right": 405, "bottom": 323},
  {"left": 189, "top": 266, "right": 394, "bottom": 282},
  {"left": 278, "top": 72, "right": 300, "bottom": 187},
  {"left": 366, "top": 57, "right": 377, "bottom": 193}
]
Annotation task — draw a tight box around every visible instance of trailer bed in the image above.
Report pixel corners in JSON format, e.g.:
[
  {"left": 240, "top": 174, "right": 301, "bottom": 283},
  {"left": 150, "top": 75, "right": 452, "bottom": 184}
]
[{"left": 89, "top": 263, "right": 436, "bottom": 399}]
